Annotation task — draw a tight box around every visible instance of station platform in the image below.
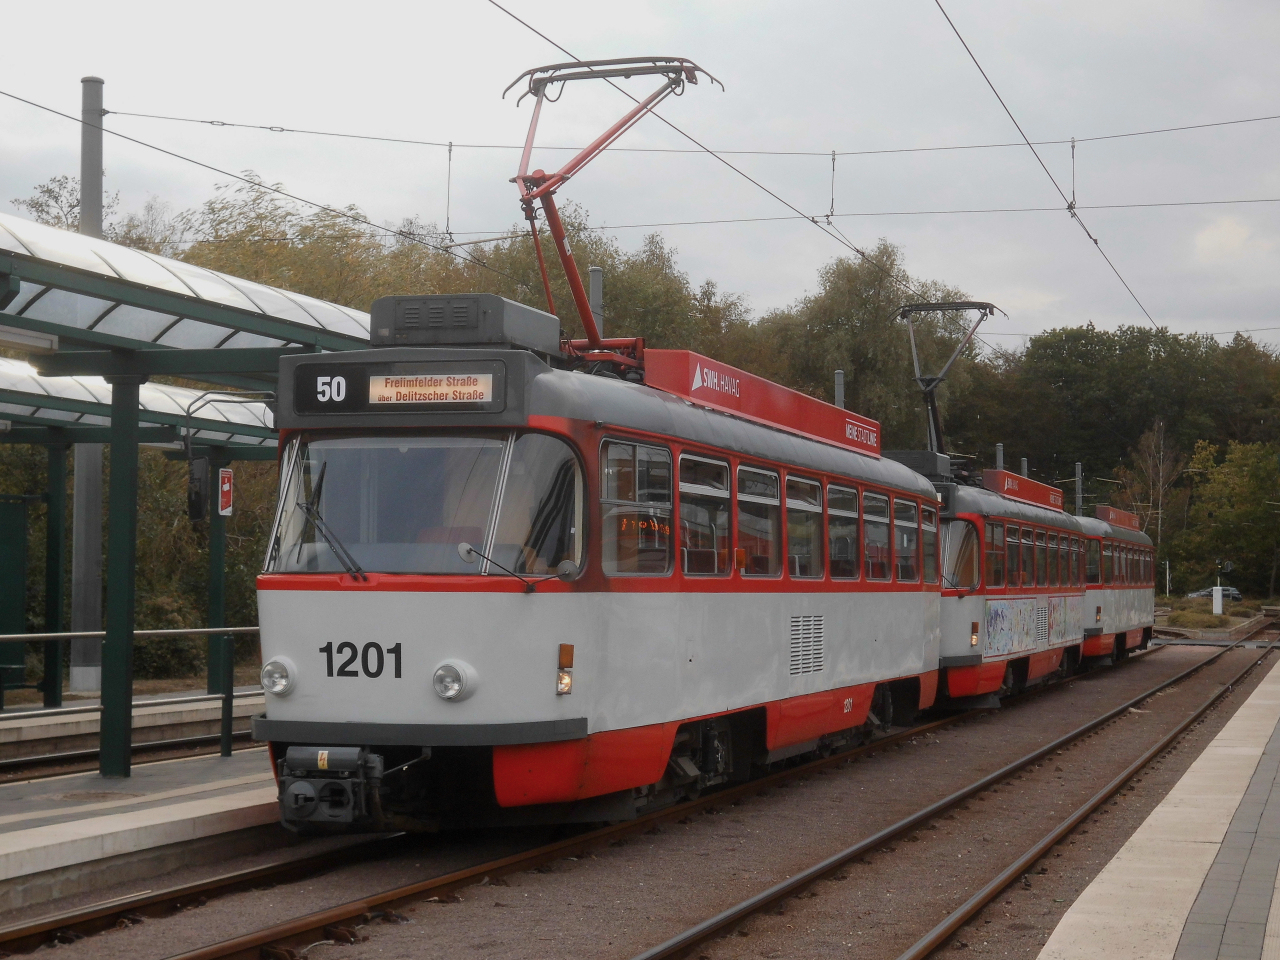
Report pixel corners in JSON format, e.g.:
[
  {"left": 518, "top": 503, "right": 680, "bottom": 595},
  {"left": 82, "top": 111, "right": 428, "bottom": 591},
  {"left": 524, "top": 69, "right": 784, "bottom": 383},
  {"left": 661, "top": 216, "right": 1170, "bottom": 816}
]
[
  {"left": 0, "top": 686, "right": 264, "bottom": 761},
  {"left": 0, "top": 747, "right": 278, "bottom": 910},
  {"left": 1040, "top": 655, "right": 1280, "bottom": 960}
]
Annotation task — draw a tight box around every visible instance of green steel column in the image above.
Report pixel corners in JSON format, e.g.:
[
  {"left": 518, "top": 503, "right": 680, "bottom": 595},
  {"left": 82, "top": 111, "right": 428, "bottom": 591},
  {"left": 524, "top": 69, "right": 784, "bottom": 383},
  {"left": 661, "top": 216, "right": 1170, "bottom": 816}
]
[
  {"left": 43, "top": 444, "right": 67, "bottom": 708},
  {"left": 206, "top": 458, "right": 227, "bottom": 696},
  {"left": 100, "top": 375, "right": 144, "bottom": 778}
]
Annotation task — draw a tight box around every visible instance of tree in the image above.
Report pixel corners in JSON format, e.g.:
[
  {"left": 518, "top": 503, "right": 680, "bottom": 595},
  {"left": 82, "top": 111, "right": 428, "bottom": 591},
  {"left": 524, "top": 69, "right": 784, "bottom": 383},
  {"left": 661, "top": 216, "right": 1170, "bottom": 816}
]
[
  {"left": 11, "top": 175, "right": 119, "bottom": 233},
  {"left": 1114, "top": 420, "right": 1186, "bottom": 550},
  {"left": 1170, "top": 441, "right": 1280, "bottom": 597}
]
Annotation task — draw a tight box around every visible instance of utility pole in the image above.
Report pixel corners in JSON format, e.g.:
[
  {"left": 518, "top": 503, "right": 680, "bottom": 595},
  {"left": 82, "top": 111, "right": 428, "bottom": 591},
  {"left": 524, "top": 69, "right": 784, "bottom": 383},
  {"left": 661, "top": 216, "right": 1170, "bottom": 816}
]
[
  {"left": 1075, "top": 462, "right": 1083, "bottom": 517},
  {"left": 834, "top": 370, "right": 845, "bottom": 410},
  {"left": 996, "top": 443, "right": 1004, "bottom": 472},
  {"left": 1020, "top": 457, "right": 1028, "bottom": 478},
  {"left": 70, "top": 76, "right": 104, "bottom": 693}
]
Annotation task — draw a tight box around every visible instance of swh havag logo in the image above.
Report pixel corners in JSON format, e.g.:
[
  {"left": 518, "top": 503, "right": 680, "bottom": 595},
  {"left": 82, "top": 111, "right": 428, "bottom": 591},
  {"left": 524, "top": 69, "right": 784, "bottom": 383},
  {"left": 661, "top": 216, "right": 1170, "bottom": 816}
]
[{"left": 691, "top": 363, "right": 741, "bottom": 398}]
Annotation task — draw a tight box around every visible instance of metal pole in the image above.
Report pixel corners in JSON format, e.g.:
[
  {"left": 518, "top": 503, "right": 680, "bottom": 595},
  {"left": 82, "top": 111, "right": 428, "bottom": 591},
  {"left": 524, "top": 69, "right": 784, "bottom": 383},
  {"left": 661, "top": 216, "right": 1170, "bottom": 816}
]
[
  {"left": 100, "top": 375, "right": 143, "bottom": 778},
  {"left": 834, "top": 370, "right": 845, "bottom": 410},
  {"left": 1075, "top": 462, "right": 1083, "bottom": 517},
  {"left": 588, "top": 266, "right": 603, "bottom": 339},
  {"left": 996, "top": 444, "right": 1004, "bottom": 472},
  {"left": 71, "top": 77, "right": 105, "bottom": 694},
  {"left": 80, "top": 77, "right": 103, "bottom": 238},
  {"left": 1020, "top": 458, "right": 1029, "bottom": 478},
  {"left": 206, "top": 459, "right": 227, "bottom": 697},
  {"left": 42, "top": 444, "right": 66, "bottom": 708}
]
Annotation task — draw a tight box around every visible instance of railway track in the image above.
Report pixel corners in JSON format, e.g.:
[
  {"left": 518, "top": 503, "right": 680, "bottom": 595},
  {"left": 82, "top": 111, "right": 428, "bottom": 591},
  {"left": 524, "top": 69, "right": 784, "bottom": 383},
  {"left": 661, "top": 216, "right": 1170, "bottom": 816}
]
[
  {"left": 632, "top": 622, "right": 1277, "bottom": 960},
  {"left": 0, "top": 637, "right": 1215, "bottom": 960}
]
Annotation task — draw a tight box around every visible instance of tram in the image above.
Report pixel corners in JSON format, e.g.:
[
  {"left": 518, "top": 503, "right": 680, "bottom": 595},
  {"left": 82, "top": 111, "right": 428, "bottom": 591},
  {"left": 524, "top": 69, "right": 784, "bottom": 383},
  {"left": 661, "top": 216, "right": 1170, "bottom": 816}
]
[{"left": 250, "top": 55, "right": 1155, "bottom": 832}]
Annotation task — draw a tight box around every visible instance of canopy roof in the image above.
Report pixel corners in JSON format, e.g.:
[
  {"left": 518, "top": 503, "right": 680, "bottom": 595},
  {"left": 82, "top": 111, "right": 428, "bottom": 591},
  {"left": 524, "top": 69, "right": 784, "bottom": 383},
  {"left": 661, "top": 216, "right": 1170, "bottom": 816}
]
[
  {"left": 0, "top": 212, "right": 369, "bottom": 354},
  {"left": 0, "top": 358, "right": 274, "bottom": 447}
]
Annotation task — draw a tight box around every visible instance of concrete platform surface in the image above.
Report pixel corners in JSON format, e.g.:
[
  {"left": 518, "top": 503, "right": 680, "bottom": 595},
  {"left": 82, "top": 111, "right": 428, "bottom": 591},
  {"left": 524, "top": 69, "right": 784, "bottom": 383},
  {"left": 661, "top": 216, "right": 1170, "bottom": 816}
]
[
  {"left": 1039, "top": 656, "right": 1280, "bottom": 960},
  {"left": 0, "top": 748, "right": 276, "bottom": 885}
]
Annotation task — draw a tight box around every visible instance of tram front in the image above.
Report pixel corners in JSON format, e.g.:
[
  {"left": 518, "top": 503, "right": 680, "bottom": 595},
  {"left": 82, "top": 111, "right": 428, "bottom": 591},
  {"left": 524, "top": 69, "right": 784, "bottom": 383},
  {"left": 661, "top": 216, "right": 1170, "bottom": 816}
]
[{"left": 253, "top": 294, "right": 597, "bottom": 832}]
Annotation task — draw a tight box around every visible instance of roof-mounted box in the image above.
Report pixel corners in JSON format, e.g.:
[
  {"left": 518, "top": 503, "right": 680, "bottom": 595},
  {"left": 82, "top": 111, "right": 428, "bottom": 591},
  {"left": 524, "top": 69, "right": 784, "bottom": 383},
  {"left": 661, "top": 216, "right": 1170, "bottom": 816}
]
[{"left": 369, "top": 294, "right": 562, "bottom": 356}]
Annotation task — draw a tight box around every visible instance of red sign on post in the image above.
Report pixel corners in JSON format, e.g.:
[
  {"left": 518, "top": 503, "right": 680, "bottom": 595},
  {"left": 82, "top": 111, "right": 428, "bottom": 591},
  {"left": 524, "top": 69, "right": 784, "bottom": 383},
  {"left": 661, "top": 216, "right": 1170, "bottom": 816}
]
[
  {"left": 1095, "top": 504, "right": 1141, "bottom": 531},
  {"left": 644, "top": 349, "right": 881, "bottom": 458},
  {"left": 982, "top": 469, "right": 1065, "bottom": 512},
  {"left": 218, "top": 467, "right": 233, "bottom": 517}
]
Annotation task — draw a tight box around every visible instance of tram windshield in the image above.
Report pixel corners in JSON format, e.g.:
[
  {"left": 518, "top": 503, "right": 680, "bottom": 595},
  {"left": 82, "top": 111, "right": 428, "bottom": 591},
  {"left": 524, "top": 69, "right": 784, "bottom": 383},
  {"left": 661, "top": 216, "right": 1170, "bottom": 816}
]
[{"left": 265, "top": 432, "right": 583, "bottom": 576}]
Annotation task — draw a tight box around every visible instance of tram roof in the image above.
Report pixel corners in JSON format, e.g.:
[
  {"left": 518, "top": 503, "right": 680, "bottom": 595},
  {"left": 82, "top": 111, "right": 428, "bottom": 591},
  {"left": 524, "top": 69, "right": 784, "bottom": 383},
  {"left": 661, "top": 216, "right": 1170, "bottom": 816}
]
[
  {"left": 0, "top": 357, "right": 275, "bottom": 448},
  {"left": 0, "top": 212, "right": 369, "bottom": 358},
  {"left": 1078, "top": 514, "right": 1153, "bottom": 546},
  {"left": 951, "top": 483, "right": 1085, "bottom": 531},
  {"left": 535, "top": 365, "right": 936, "bottom": 497}
]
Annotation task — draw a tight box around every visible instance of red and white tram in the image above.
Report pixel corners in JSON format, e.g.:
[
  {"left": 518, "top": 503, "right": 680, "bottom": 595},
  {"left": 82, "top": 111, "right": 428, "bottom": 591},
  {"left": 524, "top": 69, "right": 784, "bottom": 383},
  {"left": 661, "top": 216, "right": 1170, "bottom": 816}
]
[
  {"left": 255, "top": 295, "right": 948, "bottom": 829},
  {"left": 932, "top": 475, "right": 1154, "bottom": 704}
]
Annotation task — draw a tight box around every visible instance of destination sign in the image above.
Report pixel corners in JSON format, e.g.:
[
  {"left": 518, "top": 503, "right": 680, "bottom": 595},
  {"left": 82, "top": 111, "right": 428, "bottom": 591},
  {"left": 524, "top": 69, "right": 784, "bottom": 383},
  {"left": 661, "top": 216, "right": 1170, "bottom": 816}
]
[
  {"left": 1095, "top": 504, "right": 1142, "bottom": 531},
  {"left": 291, "top": 360, "right": 506, "bottom": 416},
  {"left": 369, "top": 373, "right": 493, "bottom": 405}
]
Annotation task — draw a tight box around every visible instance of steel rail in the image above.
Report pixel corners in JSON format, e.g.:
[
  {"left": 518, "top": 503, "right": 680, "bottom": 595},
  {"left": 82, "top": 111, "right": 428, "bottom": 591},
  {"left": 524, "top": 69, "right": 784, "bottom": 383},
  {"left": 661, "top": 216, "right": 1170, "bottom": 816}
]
[
  {"left": 894, "top": 643, "right": 1276, "bottom": 960},
  {"left": 0, "top": 638, "right": 1185, "bottom": 957},
  {"left": 627, "top": 628, "right": 1271, "bottom": 960},
  {"left": 6, "top": 717, "right": 963, "bottom": 959}
]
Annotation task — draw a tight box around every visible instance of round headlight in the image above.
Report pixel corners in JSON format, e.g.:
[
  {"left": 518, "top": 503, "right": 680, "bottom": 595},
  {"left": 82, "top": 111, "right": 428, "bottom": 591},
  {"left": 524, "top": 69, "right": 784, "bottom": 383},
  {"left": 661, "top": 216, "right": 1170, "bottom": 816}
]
[
  {"left": 261, "top": 657, "right": 295, "bottom": 696},
  {"left": 433, "top": 664, "right": 465, "bottom": 700}
]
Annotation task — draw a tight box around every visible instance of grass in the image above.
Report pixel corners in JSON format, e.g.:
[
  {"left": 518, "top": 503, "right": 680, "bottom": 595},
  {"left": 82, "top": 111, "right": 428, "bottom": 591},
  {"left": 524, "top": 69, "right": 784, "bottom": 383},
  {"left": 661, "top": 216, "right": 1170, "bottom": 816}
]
[
  {"left": 1160, "top": 596, "right": 1261, "bottom": 617},
  {"left": 1166, "top": 610, "right": 1233, "bottom": 630}
]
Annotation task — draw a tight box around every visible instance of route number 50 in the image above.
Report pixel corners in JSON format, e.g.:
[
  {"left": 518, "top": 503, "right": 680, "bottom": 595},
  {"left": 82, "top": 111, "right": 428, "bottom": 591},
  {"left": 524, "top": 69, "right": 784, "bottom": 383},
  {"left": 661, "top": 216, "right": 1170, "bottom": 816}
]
[{"left": 316, "top": 376, "right": 346, "bottom": 402}]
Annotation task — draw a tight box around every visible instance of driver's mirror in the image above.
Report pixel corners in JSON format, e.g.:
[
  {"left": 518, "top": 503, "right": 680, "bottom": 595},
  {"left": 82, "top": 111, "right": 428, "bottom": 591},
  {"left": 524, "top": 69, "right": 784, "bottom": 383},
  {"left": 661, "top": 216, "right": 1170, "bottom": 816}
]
[
  {"left": 457, "top": 542, "right": 478, "bottom": 564},
  {"left": 556, "top": 560, "right": 579, "bottom": 581}
]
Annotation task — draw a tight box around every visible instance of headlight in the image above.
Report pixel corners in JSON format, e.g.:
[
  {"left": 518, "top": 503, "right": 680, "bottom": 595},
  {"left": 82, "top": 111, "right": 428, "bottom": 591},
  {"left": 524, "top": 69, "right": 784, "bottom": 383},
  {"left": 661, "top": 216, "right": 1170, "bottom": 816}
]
[
  {"left": 261, "top": 657, "right": 296, "bottom": 696},
  {"left": 432, "top": 661, "right": 477, "bottom": 701},
  {"left": 433, "top": 664, "right": 464, "bottom": 699}
]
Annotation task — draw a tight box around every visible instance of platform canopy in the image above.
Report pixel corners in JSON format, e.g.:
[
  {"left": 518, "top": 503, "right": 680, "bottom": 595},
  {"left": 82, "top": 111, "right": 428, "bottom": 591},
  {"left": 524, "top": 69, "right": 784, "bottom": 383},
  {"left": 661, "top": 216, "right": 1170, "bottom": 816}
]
[
  {"left": 0, "top": 357, "right": 274, "bottom": 448},
  {"left": 0, "top": 212, "right": 369, "bottom": 375}
]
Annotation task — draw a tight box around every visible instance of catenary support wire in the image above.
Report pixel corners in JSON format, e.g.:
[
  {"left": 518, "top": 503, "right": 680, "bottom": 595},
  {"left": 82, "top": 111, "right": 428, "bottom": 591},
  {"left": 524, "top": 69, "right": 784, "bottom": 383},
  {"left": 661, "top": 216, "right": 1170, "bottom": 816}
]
[{"left": 932, "top": 0, "right": 1157, "bottom": 326}]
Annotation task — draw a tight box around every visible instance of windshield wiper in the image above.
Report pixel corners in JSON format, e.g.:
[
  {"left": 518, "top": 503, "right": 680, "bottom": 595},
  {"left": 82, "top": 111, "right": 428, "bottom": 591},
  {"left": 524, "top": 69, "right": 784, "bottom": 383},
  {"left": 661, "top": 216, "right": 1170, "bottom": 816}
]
[
  {"left": 456, "top": 541, "right": 576, "bottom": 593},
  {"left": 297, "top": 498, "right": 368, "bottom": 582}
]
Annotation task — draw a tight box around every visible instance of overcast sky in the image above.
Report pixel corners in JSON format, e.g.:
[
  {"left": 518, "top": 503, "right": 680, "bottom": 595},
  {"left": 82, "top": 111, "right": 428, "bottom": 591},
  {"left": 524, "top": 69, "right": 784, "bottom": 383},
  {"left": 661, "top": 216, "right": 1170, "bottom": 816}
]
[{"left": 2, "top": 0, "right": 1278, "bottom": 349}]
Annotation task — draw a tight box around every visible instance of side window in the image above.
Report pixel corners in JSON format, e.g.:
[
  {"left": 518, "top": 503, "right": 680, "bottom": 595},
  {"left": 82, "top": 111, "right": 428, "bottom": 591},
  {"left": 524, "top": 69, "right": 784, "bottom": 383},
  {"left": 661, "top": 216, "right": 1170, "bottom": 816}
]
[
  {"left": 1006, "top": 524, "right": 1020, "bottom": 587},
  {"left": 1071, "top": 538, "right": 1081, "bottom": 586},
  {"left": 946, "top": 520, "right": 980, "bottom": 589},
  {"left": 1047, "top": 533, "right": 1059, "bottom": 587},
  {"left": 1021, "top": 527, "right": 1034, "bottom": 588},
  {"left": 737, "top": 466, "right": 781, "bottom": 577},
  {"left": 864, "top": 493, "right": 892, "bottom": 581},
  {"left": 1035, "top": 531, "right": 1048, "bottom": 587},
  {"left": 985, "top": 521, "right": 1005, "bottom": 588},
  {"left": 1057, "top": 534, "right": 1069, "bottom": 588},
  {"left": 1086, "top": 540, "right": 1101, "bottom": 584},
  {"left": 827, "top": 485, "right": 859, "bottom": 580},
  {"left": 894, "top": 499, "right": 920, "bottom": 582},
  {"left": 601, "top": 441, "right": 673, "bottom": 576},
  {"left": 922, "top": 505, "right": 939, "bottom": 584},
  {"left": 679, "top": 455, "right": 730, "bottom": 576},
  {"left": 786, "top": 477, "right": 823, "bottom": 578},
  {"left": 1103, "top": 542, "right": 1113, "bottom": 584}
]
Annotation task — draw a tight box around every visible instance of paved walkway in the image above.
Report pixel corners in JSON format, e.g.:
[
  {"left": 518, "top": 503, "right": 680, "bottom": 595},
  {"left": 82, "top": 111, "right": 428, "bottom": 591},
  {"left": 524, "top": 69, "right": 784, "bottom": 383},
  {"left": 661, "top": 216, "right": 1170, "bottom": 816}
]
[{"left": 1039, "top": 656, "right": 1280, "bottom": 960}]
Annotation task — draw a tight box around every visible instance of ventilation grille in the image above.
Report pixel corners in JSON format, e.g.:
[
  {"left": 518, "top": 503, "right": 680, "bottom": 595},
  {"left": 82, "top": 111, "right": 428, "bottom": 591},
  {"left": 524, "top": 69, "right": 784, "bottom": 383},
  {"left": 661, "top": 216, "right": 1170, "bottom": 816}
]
[
  {"left": 1036, "top": 605, "right": 1049, "bottom": 644},
  {"left": 789, "top": 616, "right": 825, "bottom": 675}
]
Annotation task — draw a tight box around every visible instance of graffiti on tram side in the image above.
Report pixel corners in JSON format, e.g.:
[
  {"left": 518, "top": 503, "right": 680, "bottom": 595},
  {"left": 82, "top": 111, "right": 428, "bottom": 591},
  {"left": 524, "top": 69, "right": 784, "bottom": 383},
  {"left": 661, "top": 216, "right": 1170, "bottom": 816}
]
[{"left": 984, "top": 599, "right": 1038, "bottom": 656}]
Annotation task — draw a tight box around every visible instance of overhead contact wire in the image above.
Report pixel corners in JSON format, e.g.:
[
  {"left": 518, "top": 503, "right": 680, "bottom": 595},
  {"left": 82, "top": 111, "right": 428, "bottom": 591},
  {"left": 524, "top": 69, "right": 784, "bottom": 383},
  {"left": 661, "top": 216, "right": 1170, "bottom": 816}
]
[
  {"left": 932, "top": 0, "right": 1157, "bottom": 327},
  {"left": 0, "top": 89, "right": 529, "bottom": 291}
]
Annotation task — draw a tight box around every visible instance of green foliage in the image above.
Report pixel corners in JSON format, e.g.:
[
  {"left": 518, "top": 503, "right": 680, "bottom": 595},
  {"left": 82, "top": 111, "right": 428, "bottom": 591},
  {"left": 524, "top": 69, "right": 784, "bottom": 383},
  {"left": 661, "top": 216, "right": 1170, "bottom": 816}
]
[{"left": 1167, "top": 440, "right": 1280, "bottom": 597}]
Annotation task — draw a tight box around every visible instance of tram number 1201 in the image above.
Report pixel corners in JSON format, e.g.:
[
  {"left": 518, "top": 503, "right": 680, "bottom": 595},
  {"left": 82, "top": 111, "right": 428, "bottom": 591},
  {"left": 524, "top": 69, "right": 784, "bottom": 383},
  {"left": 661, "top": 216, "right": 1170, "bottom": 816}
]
[{"left": 319, "top": 641, "right": 402, "bottom": 679}]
